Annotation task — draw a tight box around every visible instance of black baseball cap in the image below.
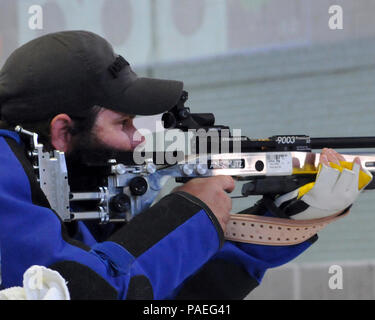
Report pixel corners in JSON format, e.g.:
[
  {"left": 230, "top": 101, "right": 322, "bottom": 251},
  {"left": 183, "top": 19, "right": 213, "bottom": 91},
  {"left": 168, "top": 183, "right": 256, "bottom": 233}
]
[{"left": 0, "top": 30, "right": 184, "bottom": 123}]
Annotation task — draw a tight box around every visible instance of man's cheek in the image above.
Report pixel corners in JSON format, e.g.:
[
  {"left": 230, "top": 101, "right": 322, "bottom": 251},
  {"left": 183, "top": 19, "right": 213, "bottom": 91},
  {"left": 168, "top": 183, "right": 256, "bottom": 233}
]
[
  {"left": 109, "top": 134, "right": 132, "bottom": 150},
  {"left": 95, "top": 129, "right": 132, "bottom": 151}
]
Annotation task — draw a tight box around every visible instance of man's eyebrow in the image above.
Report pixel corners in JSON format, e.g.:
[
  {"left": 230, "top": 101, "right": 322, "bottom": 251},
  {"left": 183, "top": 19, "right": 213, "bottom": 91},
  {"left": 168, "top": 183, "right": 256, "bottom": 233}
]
[{"left": 117, "top": 114, "right": 136, "bottom": 120}]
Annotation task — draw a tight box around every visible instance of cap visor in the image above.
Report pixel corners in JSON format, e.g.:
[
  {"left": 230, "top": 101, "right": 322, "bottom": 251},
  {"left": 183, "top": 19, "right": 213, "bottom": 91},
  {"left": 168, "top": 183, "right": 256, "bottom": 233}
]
[{"left": 114, "top": 77, "right": 184, "bottom": 116}]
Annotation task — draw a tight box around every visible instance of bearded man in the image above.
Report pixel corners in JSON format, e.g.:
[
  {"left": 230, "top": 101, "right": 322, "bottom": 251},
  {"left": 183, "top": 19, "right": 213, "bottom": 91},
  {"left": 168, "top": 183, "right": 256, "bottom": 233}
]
[{"left": 0, "top": 31, "right": 366, "bottom": 300}]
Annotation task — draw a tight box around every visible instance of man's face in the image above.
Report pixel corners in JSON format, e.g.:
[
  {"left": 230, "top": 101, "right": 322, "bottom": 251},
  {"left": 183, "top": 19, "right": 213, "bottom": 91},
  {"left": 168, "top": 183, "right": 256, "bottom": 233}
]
[
  {"left": 93, "top": 108, "right": 145, "bottom": 152},
  {"left": 66, "top": 108, "right": 145, "bottom": 166}
]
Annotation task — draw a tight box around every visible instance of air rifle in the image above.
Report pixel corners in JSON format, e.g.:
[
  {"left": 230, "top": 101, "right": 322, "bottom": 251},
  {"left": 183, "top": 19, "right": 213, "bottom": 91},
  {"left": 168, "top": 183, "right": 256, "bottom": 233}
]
[{"left": 15, "top": 91, "right": 375, "bottom": 235}]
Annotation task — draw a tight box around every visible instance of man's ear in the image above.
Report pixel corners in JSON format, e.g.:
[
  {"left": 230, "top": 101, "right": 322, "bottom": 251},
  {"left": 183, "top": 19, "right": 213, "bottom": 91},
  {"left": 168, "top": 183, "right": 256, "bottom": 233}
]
[{"left": 50, "top": 114, "right": 74, "bottom": 152}]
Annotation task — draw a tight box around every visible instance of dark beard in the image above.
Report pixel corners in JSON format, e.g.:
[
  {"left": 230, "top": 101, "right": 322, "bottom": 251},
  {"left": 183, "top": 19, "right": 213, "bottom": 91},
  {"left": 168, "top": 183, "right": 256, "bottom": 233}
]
[
  {"left": 64, "top": 131, "right": 129, "bottom": 232},
  {"left": 65, "top": 130, "right": 128, "bottom": 192}
]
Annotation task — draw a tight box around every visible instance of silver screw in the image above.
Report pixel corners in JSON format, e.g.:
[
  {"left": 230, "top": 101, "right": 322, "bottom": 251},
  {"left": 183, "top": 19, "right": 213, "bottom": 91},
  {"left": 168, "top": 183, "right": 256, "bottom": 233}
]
[
  {"left": 146, "top": 162, "right": 156, "bottom": 174},
  {"left": 196, "top": 163, "right": 208, "bottom": 175},
  {"left": 112, "top": 164, "right": 127, "bottom": 175},
  {"left": 182, "top": 164, "right": 193, "bottom": 176}
]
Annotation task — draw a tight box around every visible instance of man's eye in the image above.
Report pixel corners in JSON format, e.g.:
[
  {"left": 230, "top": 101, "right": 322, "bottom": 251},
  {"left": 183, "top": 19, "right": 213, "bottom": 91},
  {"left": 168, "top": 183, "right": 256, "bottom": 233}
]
[{"left": 120, "top": 117, "right": 134, "bottom": 128}]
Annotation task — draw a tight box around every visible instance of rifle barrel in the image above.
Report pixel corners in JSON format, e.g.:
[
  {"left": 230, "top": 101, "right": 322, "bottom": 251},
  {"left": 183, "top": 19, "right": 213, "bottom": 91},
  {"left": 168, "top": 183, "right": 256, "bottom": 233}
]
[{"left": 310, "top": 137, "right": 375, "bottom": 149}]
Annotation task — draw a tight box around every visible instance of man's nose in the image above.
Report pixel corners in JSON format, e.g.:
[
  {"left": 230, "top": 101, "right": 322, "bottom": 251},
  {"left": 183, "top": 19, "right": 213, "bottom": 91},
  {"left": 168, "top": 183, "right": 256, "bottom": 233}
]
[{"left": 130, "top": 128, "right": 146, "bottom": 150}]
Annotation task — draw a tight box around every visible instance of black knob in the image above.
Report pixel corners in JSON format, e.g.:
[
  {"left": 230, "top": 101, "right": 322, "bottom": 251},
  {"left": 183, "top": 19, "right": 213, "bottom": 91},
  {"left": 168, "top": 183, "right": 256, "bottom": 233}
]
[
  {"left": 129, "top": 177, "right": 148, "bottom": 196},
  {"left": 109, "top": 194, "right": 130, "bottom": 213},
  {"left": 162, "top": 112, "right": 177, "bottom": 129},
  {"left": 255, "top": 160, "right": 264, "bottom": 172},
  {"left": 178, "top": 109, "right": 189, "bottom": 119}
]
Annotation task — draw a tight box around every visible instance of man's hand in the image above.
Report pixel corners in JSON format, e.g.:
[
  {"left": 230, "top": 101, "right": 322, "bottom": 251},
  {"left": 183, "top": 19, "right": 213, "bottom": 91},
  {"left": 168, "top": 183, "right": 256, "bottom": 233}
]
[
  {"left": 319, "top": 147, "right": 348, "bottom": 166},
  {"left": 173, "top": 176, "right": 235, "bottom": 233},
  {"left": 275, "top": 148, "right": 373, "bottom": 220}
]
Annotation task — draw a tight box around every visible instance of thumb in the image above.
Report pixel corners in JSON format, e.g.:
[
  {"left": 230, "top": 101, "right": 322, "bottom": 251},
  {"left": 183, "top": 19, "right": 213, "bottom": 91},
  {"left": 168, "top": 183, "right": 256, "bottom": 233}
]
[{"left": 216, "top": 175, "right": 235, "bottom": 193}]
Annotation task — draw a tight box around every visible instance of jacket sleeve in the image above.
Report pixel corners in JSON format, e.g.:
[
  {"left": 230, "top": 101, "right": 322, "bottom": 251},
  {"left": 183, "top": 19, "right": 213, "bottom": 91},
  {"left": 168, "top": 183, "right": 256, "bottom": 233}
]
[
  {"left": 173, "top": 200, "right": 317, "bottom": 300},
  {"left": 0, "top": 135, "right": 224, "bottom": 300},
  {"left": 173, "top": 238, "right": 315, "bottom": 300}
]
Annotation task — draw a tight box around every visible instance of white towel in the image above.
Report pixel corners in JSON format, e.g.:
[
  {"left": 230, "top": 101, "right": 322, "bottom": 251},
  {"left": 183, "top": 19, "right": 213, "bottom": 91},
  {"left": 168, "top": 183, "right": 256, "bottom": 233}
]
[
  {"left": 0, "top": 287, "right": 26, "bottom": 300},
  {"left": 0, "top": 265, "right": 70, "bottom": 300}
]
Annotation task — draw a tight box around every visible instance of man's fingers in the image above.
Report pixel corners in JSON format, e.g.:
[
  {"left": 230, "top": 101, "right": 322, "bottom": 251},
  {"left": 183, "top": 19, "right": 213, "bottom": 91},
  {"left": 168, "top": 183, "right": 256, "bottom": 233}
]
[
  {"left": 320, "top": 148, "right": 346, "bottom": 165},
  {"left": 320, "top": 154, "right": 329, "bottom": 166},
  {"left": 353, "top": 157, "right": 362, "bottom": 172},
  {"left": 216, "top": 175, "right": 235, "bottom": 193},
  {"left": 354, "top": 157, "right": 361, "bottom": 166},
  {"left": 292, "top": 157, "right": 301, "bottom": 168},
  {"left": 326, "top": 149, "right": 340, "bottom": 165},
  {"left": 336, "top": 151, "right": 346, "bottom": 162},
  {"left": 328, "top": 148, "right": 346, "bottom": 162},
  {"left": 304, "top": 153, "right": 316, "bottom": 167}
]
